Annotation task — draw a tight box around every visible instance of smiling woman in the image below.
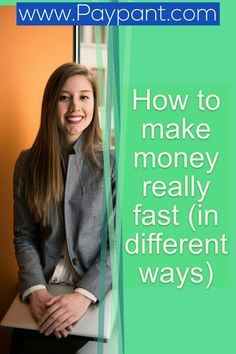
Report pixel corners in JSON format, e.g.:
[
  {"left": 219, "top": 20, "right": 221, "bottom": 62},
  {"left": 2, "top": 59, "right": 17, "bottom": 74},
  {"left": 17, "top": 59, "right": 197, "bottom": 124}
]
[
  {"left": 11, "top": 63, "right": 115, "bottom": 354},
  {"left": 57, "top": 75, "right": 94, "bottom": 147}
]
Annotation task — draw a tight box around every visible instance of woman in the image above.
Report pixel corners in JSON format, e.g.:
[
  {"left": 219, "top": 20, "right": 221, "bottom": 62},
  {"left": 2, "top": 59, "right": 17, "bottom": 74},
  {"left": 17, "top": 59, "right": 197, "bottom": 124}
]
[{"left": 11, "top": 63, "right": 115, "bottom": 354}]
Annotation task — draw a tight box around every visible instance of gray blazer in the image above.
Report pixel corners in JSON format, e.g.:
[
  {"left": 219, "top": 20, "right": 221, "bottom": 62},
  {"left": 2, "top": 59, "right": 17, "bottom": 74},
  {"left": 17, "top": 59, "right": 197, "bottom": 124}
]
[{"left": 13, "top": 138, "right": 115, "bottom": 301}]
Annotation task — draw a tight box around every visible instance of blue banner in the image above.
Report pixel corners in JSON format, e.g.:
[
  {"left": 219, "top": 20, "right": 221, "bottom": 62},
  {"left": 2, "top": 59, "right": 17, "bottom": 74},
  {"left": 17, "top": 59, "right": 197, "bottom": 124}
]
[{"left": 16, "top": 2, "right": 220, "bottom": 26}]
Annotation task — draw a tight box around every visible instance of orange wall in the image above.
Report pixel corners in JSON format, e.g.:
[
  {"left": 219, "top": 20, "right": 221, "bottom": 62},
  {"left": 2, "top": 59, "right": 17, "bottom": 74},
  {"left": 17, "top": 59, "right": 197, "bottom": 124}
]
[{"left": 0, "top": 6, "right": 72, "bottom": 352}]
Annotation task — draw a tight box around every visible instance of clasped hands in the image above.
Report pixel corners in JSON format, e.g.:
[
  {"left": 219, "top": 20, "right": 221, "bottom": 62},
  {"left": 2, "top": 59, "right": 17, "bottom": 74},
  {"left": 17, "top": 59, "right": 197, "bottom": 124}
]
[{"left": 30, "top": 289, "right": 92, "bottom": 339}]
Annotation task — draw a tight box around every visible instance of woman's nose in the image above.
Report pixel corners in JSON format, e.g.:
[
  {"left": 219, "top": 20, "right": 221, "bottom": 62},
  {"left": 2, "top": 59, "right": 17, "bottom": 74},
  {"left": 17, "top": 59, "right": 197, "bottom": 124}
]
[{"left": 69, "top": 98, "right": 81, "bottom": 112}]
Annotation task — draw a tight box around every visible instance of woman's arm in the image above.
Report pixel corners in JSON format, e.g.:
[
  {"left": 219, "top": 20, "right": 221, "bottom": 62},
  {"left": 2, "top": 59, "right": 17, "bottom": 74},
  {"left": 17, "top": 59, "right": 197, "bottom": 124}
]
[
  {"left": 14, "top": 152, "right": 72, "bottom": 338},
  {"left": 74, "top": 151, "right": 116, "bottom": 300},
  {"left": 13, "top": 152, "right": 47, "bottom": 295}
]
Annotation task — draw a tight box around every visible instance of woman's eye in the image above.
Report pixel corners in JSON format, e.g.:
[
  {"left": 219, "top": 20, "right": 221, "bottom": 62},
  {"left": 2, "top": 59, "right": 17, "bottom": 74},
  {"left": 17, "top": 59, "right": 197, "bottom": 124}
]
[
  {"left": 59, "top": 95, "right": 71, "bottom": 101},
  {"left": 80, "top": 95, "right": 89, "bottom": 101}
]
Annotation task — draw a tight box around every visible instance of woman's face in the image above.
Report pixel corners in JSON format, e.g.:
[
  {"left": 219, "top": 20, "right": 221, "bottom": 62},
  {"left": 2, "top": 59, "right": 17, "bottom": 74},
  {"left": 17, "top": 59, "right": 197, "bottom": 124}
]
[{"left": 57, "top": 74, "right": 94, "bottom": 146}]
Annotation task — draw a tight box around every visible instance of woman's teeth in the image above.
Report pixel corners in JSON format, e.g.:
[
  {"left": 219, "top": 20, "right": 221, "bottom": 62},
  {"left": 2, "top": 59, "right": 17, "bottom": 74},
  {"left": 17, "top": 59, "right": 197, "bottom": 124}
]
[{"left": 66, "top": 116, "right": 83, "bottom": 122}]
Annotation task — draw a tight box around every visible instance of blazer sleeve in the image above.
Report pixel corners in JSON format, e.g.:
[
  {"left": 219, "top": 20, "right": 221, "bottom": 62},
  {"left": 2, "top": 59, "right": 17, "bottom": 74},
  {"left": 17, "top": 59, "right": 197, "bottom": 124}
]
[
  {"left": 74, "top": 150, "right": 116, "bottom": 301},
  {"left": 13, "top": 151, "right": 47, "bottom": 296}
]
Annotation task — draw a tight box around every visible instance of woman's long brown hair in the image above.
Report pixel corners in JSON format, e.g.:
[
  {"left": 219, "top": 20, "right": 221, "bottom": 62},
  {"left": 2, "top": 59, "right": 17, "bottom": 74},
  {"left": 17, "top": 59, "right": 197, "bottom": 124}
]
[{"left": 24, "top": 63, "right": 102, "bottom": 225}]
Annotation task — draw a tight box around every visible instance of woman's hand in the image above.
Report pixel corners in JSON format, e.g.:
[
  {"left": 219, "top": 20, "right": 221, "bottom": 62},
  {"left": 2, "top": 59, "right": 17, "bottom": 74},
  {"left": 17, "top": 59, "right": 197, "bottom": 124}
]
[
  {"left": 38, "top": 292, "right": 92, "bottom": 336},
  {"left": 29, "top": 289, "right": 52, "bottom": 322},
  {"left": 29, "top": 289, "right": 72, "bottom": 339}
]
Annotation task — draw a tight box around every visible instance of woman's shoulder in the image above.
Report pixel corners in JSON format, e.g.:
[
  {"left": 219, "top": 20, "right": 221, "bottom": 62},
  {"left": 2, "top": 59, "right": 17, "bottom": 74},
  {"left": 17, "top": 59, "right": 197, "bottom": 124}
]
[
  {"left": 15, "top": 148, "right": 30, "bottom": 162},
  {"left": 96, "top": 143, "right": 115, "bottom": 155},
  {"left": 94, "top": 144, "right": 115, "bottom": 164},
  {"left": 14, "top": 149, "right": 31, "bottom": 173}
]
